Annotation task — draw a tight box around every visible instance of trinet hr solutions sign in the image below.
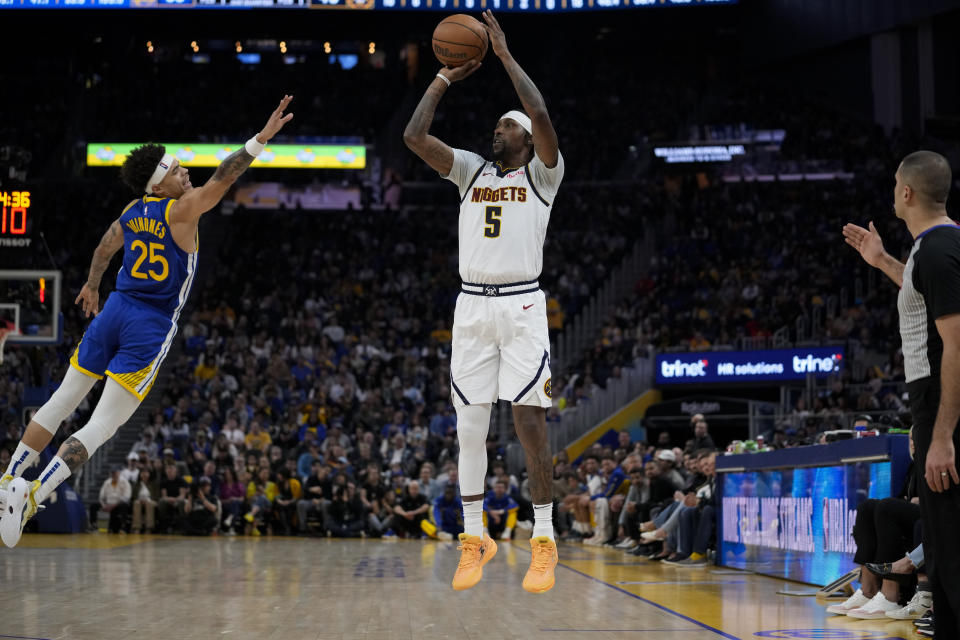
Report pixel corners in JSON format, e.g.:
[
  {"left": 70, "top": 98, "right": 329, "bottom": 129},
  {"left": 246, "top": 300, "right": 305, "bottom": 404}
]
[{"left": 656, "top": 348, "right": 844, "bottom": 385}]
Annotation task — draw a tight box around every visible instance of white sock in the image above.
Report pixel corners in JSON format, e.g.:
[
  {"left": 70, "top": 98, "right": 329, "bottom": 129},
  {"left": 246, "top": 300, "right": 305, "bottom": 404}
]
[
  {"left": 5, "top": 443, "right": 39, "bottom": 478},
  {"left": 533, "top": 503, "right": 555, "bottom": 541},
  {"left": 34, "top": 456, "right": 71, "bottom": 505},
  {"left": 463, "top": 500, "right": 484, "bottom": 538}
]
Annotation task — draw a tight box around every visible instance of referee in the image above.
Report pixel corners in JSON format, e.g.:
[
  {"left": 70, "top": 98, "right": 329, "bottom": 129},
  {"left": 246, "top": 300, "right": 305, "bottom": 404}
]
[{"left": 843, "top": 150, "right": 958, "bottom": 637}]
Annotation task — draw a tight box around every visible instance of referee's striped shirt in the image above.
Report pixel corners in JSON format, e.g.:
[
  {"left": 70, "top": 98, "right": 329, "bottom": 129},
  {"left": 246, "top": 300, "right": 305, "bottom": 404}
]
[{"left": 898, "top": 224, "right": 960, "bottom": 383}]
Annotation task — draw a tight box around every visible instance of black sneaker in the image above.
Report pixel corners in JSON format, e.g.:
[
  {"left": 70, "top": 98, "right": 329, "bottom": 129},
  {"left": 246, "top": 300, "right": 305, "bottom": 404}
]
[
  {"left": 915, "top": 612, "right": 934, "bottom": 628},
  {"left": 916, "top": 628, "right": 933, "bottom": 637}
]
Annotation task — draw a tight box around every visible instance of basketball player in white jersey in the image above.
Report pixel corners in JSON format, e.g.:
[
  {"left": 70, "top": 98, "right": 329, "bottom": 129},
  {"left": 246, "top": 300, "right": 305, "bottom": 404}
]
[{"left": 404, "top": 10, "right": 563, "bottom": 594}]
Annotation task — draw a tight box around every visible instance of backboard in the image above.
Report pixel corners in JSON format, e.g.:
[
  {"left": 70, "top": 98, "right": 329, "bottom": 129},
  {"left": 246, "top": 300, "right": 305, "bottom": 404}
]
[{"left": 0, "top": 270, "right": 62, "bottom": 345}]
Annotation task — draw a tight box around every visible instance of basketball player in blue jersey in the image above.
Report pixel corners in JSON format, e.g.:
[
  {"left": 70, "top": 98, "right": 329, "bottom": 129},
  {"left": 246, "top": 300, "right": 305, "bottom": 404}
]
[
  {"left": 404, "top": 11, "right": 562, "bottom": 593},
  {"left": 0, "top": 95, "right": 293, "bottom": 547}
]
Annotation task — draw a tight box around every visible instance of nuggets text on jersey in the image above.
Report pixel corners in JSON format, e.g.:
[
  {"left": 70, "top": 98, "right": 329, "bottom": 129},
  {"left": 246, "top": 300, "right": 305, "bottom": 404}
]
[{"left": 470, "top": 186, "right": 528, "bottom": 204}]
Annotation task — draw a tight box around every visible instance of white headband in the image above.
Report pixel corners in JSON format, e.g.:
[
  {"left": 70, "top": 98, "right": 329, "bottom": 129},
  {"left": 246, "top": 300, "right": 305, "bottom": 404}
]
[
  {"left": 501, "top": 110, "right": 532, "bottom": 135},
  {"left": 144, "top": 153, "right": 175, "bottom": 195}
]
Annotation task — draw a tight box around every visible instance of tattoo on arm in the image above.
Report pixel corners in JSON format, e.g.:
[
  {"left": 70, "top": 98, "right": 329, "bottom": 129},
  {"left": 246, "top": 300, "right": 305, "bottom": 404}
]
[
  {"left": 404, "top": 83, "right": 454, "bottom": 174},
  {"left": 502, "top": 58, "right": 546, "bottom": 115},
  {"left": 502, "top": 57, "right": 558, "bottom": 165},
  {"left": 405, "top": 84, "right": 445, "bottom": 140},
  {"left": 87, "top": 221, "right": 122, "bottom": 288},
  {"left": 60, "top": 436, "right": 90, "bottom": 473},
  {"left": 211, "top": 148, "right": 256, "bottom": 184}
]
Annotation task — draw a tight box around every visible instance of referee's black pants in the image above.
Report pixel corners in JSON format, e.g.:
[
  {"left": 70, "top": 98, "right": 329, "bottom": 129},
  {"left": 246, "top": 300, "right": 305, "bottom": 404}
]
[{"left": 909, "top": 377, "right": 960, "bottom": 638}]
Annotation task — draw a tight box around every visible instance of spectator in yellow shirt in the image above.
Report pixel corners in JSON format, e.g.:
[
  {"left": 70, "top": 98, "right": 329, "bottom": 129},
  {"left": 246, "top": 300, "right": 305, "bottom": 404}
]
[
  {"left": 244, "top": 420, "right": 272, "bottom": 453},
  {"left": 244, "top": 467, "right": 278, "bottom": 535},
  {"left": 689, "top": 331, "right": 711, "bottom": 350},
  {"left": 430, "top": 320, "right": 452, "bottom": 344},
  {"left": 547, "top": 296, "right": 564, "bottom": 340},
  {"left": 193, "top": 350, "right": 218, "bottom": 381}
]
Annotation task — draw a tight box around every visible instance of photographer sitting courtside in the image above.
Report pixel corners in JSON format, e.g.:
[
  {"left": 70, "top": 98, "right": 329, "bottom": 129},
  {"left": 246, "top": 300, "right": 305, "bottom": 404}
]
[{"left": 183, "top": 477, "right": 220, "bottom": 536}]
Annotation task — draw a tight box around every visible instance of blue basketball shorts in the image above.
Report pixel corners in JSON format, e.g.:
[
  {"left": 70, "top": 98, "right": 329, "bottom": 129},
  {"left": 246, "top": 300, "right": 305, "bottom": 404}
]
[{"left": 70, "top": 292, "right": 177, "bottom": 400}]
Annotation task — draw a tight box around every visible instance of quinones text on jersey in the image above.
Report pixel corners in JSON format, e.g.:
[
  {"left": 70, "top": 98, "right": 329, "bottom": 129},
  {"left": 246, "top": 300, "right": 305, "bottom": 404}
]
[{"left": 125, "top": 216, "right": 167, "bottom": 240}]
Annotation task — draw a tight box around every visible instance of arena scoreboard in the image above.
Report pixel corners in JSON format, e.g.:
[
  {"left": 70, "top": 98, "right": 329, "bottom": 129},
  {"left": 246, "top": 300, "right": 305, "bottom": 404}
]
[{"left": 0, "top": 0, "right": 734, "bottom": 9}]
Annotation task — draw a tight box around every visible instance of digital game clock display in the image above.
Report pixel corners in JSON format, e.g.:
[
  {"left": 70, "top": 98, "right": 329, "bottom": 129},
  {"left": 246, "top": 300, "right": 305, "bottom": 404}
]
[{"left": 0, "top": 191, "right": 30, "bottom": 235}]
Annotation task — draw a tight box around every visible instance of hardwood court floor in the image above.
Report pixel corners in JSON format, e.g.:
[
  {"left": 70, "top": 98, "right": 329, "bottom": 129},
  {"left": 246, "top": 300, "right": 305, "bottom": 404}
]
[{"left": 0, "top": 534, "right": 919, "bottom": 640}]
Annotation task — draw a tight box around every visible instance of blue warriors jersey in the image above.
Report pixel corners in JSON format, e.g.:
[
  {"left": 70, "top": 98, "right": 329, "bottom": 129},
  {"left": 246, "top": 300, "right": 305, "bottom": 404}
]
[
  {"left": 432, "top": 495, "right": 464, "bottom": 535},
  {"left": 483, "top": 492, "right": 519, "bottom": 514},
  {"left": 70, "top": 197, "right": 197, "bottom": 400},
  {"left": 116, "top": 197, "right": 196, "bottom": 316}
]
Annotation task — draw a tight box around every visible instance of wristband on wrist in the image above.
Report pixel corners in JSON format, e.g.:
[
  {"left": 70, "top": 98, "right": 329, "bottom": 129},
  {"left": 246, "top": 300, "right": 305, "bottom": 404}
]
[
  {"left": 245, "top": 135, "right": 265, "bottom": 157},
  {"left": 436, "top": 73, "right": 451, "bottom": 87}
]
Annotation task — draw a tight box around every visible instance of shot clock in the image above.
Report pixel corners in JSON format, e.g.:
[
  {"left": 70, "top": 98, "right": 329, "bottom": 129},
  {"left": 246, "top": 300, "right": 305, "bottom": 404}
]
[{"left": 0, "top": 190, "right": 30, "bottom": 235}]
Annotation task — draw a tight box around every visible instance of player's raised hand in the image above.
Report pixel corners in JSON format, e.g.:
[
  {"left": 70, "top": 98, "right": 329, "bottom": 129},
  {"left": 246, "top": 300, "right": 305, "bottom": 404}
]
[
  {"left": 481, "top": 10, "right": 510, "bottom": 59},
  {"left": 75, "top": 283, "right": 100, "bottom": 318},
  {"left": 440, "top": 59, "right": 482, "bottom": 84},
  {"left": 842, "top": 221, "right": 886, "bottom": 268},
  {"left": 257, "top": 95, "right": 294, "bottom": 144}
]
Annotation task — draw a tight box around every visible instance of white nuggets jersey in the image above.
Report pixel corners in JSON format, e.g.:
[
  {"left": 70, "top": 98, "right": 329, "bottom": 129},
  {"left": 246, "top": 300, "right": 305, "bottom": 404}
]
[{"left": 444, "top": 148, "right": 565, "bottom": 284}]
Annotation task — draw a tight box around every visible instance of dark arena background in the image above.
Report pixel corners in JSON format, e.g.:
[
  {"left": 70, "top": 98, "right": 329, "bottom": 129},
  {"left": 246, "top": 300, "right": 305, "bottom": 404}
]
[{"left": 1, "top": 1, "right": 960, "bottom": 639}]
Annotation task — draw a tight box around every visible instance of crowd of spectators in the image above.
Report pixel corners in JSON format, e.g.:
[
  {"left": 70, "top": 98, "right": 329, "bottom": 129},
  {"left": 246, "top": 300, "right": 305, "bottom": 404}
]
[
  {"left": 2, "top": 25, "right": 958, "bottom": 544},
  {"left": 550, "top": 416, "right": 720, "bottom": 565},
  {"left": 554, "top": 162, "right": 957, "bottom": 422}
]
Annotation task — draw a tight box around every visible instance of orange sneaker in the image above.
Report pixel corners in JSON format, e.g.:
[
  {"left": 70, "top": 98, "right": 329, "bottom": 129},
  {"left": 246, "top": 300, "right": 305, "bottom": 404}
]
[
  {"left": 451, "top": 533, "right": 498, "bottom": 591},
  {"left": 522, "top": 536, "right": 558, "bottom": 594}
]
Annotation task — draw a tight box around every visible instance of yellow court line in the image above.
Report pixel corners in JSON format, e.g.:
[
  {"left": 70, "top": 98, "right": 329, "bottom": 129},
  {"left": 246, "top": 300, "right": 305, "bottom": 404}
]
[
  {"left": 550, "top": 545, "right": 920, "bottom": 639},
  {"left": 17, "top": 533, "right": 163, "bottom": 549}
]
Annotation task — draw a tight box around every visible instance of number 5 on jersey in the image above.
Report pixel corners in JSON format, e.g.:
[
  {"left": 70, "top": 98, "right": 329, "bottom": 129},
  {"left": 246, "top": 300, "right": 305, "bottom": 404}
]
[
  {"left": 129, "top": 240, "right": 169, "bottom": 281},
  {"left": 484, "top": 205, "right": 502, "bottom": 238}
]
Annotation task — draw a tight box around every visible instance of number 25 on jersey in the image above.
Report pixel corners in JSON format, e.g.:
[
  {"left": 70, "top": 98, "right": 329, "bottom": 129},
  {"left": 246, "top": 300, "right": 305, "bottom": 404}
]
[
  {"left": 129, "top": 240, "right": 169, "bottom": 281},
  {"left": 484, "top": 206, "right": 502, "bottom": 239}
]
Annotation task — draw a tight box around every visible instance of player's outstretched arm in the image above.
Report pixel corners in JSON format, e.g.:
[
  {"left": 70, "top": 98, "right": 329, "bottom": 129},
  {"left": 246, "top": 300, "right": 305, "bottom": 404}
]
[
  {"left": 403, "top": 60, "right": 481, "bottom": 176},
  {"left": 481, "top": 10, "right": 559, "bottom": 168},
  {"left": 842, "top": 221, "right": 904, "bottom": 286},
  {"left": 170, "top": 95, "right": 294, "bottom": 224},
  {"left": 75, "top": 218, "right": 125, "bottom": 317}
]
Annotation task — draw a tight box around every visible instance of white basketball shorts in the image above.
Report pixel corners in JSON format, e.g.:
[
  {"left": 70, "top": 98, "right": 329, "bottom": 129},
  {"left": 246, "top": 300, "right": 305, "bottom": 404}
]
[{"left": 450, "top": 286, "right": 552, "bottom": 409}]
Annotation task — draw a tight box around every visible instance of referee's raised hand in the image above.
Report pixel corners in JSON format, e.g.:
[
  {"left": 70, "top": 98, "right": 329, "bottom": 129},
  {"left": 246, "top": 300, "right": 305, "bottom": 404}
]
[{"left": 842, "top": 221, "right": 886, "bottom": 268}]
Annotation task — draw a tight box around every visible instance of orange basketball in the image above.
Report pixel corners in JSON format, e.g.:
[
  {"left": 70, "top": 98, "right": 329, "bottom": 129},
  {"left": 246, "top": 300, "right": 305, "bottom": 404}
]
[{"left": 432, "top": 14, "right": 488, "bottom": 68}]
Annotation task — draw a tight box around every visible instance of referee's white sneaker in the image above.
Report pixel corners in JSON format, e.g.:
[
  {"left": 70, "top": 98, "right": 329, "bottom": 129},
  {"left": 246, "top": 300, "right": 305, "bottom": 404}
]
[
  {"left": 846, "top": 592, "right": 901, "bottom": 619},
  {"left": 1, "top": 477, "right": 41, "bottom": 548},
  {"left": 826, "top": 588, "right": 870, "bottom": 615}
]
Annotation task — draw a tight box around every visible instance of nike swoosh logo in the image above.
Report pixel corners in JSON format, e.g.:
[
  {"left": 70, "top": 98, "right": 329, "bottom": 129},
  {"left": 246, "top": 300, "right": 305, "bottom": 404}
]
[{"left": 523, "top": 304, "right": 534, "bottom": 310}]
